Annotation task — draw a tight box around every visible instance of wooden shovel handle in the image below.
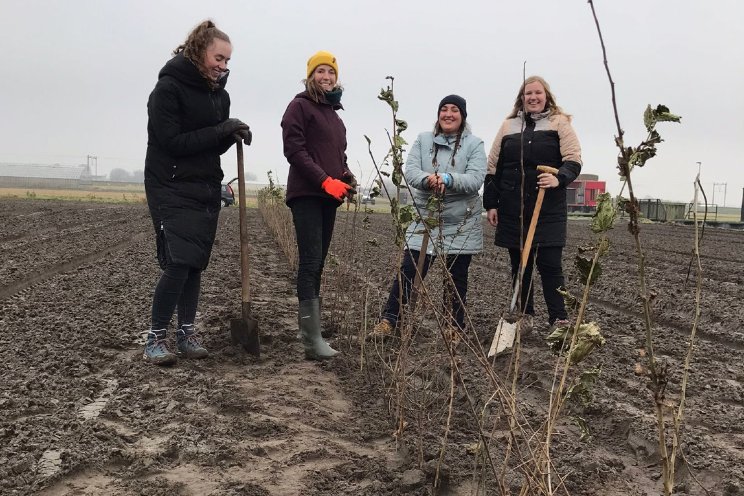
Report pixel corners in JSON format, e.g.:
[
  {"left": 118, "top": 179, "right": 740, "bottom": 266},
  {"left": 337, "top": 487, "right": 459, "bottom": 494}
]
[
  {"left": 409, "top": 231, "right": 430, "bottom": 312},
  {"left": 236, "top": 139, "right": 251, "bottom": 306},
  {"left": 536, "top": 165, "right": 560, "bottom": 176},
  {"left": 519, "top": 165, "right": 560, "bottom": 268}
]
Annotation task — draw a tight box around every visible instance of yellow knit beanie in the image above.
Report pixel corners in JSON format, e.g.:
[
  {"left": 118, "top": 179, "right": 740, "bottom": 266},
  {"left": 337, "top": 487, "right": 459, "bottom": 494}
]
[{"left": 306, "top": 50, "right": 339, "bottom": 80}]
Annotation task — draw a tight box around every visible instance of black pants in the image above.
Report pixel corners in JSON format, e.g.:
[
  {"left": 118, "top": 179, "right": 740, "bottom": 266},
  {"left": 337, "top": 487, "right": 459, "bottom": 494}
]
[
  {"left": 508, "top": 246, "right": 567, "bottom": 324},
  {"left": 290, "top": 197, "right": 338, "bottom": 302},
  {"left": 151, "top": 264, "right": 201, "bottom": 330},
  {"left": 382, "top": 249, "right": 472, "bottom": 329}
]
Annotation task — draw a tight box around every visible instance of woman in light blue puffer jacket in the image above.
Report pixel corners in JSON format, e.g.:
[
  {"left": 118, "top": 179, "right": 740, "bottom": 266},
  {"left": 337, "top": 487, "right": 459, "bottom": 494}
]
[{"left": 370, "top": 95, "right": 486, "bottom": 339}]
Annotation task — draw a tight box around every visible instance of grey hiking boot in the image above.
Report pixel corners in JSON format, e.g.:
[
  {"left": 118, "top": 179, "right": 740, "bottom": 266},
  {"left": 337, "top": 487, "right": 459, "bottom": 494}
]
[
  {"left": 176, "top": 324, "right": 208, "bottom": 359},
  {"left": 143, "top": 329, "right": 177, "bottom": 366},
  {"left": 299, "top": 299, "right": 338, "bottom": 360}
]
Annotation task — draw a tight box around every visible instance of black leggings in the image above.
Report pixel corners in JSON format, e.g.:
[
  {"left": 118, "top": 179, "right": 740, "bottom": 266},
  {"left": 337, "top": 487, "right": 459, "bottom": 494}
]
[
  {"left": 151, "top": 264, "right": 201, "bottom": 330},
  {"left": 508, "top": 245, "right": 567, "bottom": 324},
  {"left": 289, "top": 196, "right": 338, "bottom": 302}
]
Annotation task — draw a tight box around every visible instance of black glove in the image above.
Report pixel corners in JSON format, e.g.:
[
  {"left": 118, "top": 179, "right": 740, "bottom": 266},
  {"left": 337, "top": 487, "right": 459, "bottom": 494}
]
[
  {"left": 341, "top": 173, "right": 357, "bottom": 198},
  {"left": 215, "top": 118, "right": 249, "bottom": 140},
  {"left": 341, "top": 171, "right": 358, "bottom": 190},
  {"left": 233, "top": 127, "right": 252, "bottom": 146}
]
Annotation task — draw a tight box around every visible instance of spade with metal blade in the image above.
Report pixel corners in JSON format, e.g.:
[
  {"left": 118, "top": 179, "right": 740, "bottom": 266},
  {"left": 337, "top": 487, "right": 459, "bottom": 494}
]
[
  {"left": 488, "top": 165, "right": 559, "bottom": 357},
  {"left": 230, "top": 138, "right": 260, "bottom": 356}
]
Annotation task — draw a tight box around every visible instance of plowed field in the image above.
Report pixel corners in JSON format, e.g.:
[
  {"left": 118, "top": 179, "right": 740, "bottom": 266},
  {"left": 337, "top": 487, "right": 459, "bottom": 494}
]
[{"left": 1, "top": 198, "right": 742, "bottom": 495}]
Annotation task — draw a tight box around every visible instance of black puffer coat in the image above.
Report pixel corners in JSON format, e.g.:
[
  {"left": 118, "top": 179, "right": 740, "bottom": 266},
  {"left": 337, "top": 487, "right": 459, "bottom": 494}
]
[
  {"left": 483, "top": 111, "right": 582, "bottom": 249},
  {"left": 144, "top": 54, "right": 235, "bottom": 270}
]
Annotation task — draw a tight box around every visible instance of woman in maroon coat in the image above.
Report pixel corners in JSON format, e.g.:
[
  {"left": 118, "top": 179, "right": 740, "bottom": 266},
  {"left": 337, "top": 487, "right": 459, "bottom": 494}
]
[{"left": 281, "top": 50, "right": 355, "bottom": 360}]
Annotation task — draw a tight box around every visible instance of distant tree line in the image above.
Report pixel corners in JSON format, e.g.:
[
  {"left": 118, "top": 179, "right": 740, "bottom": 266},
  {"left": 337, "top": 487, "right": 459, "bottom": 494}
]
[
  {"left": 109, "top": 168, "right": 145, "bottom": 182},
  {"left": 108, "top": 168, "right": 257, "bottom": 183}
]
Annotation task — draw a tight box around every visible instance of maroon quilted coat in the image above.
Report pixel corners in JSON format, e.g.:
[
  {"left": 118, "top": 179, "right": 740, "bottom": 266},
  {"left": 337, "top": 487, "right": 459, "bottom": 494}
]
[{"left": 281, "top": 91, "right": 351, "bottom": 205}]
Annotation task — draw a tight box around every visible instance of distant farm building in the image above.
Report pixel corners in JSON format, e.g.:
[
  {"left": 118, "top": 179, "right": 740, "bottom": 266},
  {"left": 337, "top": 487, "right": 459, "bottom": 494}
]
[
  {"left": 567, "top": 173, "right": 606, "bottom": 212},
  {"left": 0, "top": 163, "right": 92, "bottom": 189},
  {"left": 638, "top": 199, "right": 687, "bottom": 222}
]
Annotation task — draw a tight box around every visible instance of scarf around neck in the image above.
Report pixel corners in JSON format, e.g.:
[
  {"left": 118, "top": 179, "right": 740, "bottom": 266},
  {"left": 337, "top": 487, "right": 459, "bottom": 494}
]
[
  {"left": 324, "top": 88, "right": 343, "bottom": 106},
  {"left": 518, "top": 109, "right": 551, "bottom": 121}
]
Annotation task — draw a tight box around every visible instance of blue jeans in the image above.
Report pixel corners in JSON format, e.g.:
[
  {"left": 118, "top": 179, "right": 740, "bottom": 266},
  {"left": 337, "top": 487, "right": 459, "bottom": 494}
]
[
  {"left": 382, "top": 250, "right": 472, "bottom": 329},
  {"left": 289, "top": 197, "right": 338, "bottom": 302}
]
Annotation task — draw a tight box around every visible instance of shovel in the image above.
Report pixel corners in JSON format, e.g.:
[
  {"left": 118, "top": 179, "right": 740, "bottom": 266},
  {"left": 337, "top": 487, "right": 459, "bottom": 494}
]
[
  {"left": 409, "top": 218, "right": 432, "bottom": 313},
  {"left": 230, "top": 138, "right": 260, "bottom": 356},
  {"left": 488, "top": 165, "right": 559, "bottom": 357}
]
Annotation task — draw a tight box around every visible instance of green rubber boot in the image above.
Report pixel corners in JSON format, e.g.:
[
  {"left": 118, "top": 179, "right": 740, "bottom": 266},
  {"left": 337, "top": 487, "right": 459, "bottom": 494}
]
[
  {"left": 299, "top": 299, "right": 339, "bottom": 360},
  {"left": 296, "top": 297, "right": 333, "bottom": 340}
]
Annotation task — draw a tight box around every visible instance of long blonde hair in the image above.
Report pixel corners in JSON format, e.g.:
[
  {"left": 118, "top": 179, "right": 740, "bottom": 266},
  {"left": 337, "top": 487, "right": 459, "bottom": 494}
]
[
  {"left": 301, "top": 77, "right": 343, "bottom": 104},
  {"left": 507, "top": 75, "right": 569, "bottom": 119}
]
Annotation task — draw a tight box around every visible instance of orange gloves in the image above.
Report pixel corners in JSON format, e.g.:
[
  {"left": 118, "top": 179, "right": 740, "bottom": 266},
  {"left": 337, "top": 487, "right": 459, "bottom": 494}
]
[{"left": 321, "top": 177, "right": 354, "bottom": 201}]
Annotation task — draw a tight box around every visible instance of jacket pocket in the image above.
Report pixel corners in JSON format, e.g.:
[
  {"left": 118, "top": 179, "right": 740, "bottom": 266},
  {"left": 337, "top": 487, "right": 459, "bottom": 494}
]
[
  {"left": 156, "top": 221, "right": 170, "bottom": 269},
  {"left": 499, "top": 178, "right": 517, "bottom": 192}
]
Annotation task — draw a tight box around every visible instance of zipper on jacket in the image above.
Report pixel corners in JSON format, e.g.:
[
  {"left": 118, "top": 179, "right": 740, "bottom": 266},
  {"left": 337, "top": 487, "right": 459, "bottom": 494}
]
[
  {"left": 160, "top": 221, "right": 175, "bottom": 263},
  {"left": 209, "top": 93, "right": 222, "bottom": 121}
]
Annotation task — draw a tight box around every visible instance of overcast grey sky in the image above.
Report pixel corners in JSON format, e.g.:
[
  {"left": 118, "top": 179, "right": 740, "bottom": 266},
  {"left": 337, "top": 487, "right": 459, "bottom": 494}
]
[{"left": 1, "top": 0, "right": 742, "bottom": 205}]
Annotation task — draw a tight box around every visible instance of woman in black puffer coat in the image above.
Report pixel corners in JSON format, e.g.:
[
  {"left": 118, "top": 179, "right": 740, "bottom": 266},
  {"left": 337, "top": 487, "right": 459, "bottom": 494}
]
[
  {"left": 483, "top": 75, "right": 582, "bottom": 333},
  {"left": 143, "top": 20, "right": 251, "bottom": 366}
]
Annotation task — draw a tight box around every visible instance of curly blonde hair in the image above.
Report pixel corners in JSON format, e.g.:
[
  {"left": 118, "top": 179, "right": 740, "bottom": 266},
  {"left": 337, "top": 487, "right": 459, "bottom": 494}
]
[{"left": 173, "top": 20, "right": 230, "bottom": 85}]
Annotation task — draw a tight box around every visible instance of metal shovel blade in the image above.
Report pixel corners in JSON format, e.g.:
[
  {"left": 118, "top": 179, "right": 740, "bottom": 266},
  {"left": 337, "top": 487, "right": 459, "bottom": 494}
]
[
  {"left": 230, "top": 304, "right": 260, "bottom": 357},
  {"left": 488, "top": 317, "right": 518, "bottom": 357}
]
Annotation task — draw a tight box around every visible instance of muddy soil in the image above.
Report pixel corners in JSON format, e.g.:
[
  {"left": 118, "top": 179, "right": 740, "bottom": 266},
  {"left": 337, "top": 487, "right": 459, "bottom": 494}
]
[{"left": 1, "top": 198, "right": 742, "bottom": 495}]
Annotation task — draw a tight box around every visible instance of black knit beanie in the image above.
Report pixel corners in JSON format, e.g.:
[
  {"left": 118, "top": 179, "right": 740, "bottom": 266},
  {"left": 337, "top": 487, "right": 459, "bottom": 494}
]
[{"left": 438, "top": 94, "right": 467, "bottom": 119}]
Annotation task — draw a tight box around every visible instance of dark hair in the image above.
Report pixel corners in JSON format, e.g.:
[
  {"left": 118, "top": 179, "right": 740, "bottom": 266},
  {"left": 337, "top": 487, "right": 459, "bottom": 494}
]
[
  {"left": 173, "top": 20, "right": 230, "bottom": 64},
  {"left": 432, "top": 115, "right": 468, "bottom": 172},
  {"left": 433, "top": 104, "right": 468, "bottom": 155}
]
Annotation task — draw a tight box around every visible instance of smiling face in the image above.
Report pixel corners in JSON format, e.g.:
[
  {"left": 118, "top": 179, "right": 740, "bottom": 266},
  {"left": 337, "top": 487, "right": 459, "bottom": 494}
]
[
  {"left": 312, "top": 64, "right": 337, "bottom": 91},
  {"left": 522, "top": 81, "right": 547, "bottom": 113},
  {"left": 438, "top": 104, "right": 463, "bottom": 134},
  {"left": 202, "top": 38, "right": 232, "bottom": 81}
]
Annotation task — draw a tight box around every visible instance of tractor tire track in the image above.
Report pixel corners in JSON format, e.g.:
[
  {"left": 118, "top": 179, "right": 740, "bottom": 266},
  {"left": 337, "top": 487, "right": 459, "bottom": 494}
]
[
  {"left": 1, "top": 211, "right": 136, "bottom": 246},
  {"left": 0, "top": 231, "right": 148, "bottom": 301}
]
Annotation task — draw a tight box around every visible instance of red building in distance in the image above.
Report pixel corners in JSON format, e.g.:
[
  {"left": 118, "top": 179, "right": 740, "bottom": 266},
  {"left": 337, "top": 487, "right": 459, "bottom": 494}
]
[{"left": 567, "top": 173, "right": 606, "bottom": 212}]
